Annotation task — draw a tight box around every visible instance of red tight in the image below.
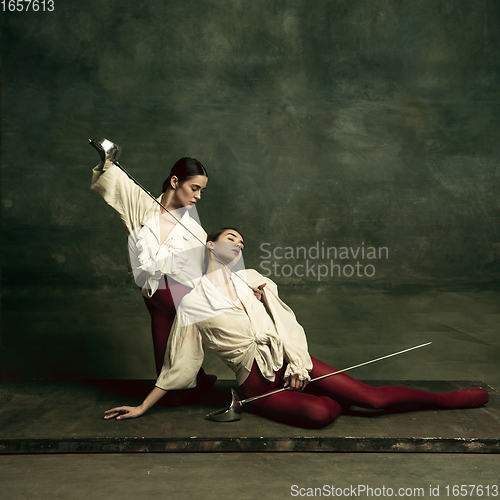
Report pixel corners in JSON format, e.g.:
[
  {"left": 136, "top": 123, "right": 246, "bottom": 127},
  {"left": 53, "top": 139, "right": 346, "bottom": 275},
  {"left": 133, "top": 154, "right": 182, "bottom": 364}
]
[
  {"left": 240, "top": 357, "right": 488, "bottom": 429},
  {"left": 142, "top": 278, "right": 191, "bottom": 375}
]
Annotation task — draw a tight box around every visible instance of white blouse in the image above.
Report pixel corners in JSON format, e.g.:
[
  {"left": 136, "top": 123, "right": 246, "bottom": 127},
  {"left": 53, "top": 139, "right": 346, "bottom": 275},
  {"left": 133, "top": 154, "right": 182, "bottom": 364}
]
[
  {"left": 155, "top": 269, "right": 313, "bottom": 390},
  {"left": 91, "top": 160, "right": 206, "bottom": 296}
]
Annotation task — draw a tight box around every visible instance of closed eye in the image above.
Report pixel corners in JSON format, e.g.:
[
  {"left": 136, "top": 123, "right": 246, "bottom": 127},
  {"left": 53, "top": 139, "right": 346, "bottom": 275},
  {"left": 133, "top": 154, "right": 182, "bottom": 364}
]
[{"left": 191, "top": 184, "right": 205, "bottom": 192}]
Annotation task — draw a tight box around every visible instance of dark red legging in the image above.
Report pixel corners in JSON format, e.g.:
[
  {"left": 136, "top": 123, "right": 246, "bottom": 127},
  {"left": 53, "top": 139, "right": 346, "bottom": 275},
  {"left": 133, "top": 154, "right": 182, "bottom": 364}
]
[
  {"left": 142, "top": 277, "right": 190, "bottom": 375},
  {"left": 240, "top": 357, "right": 488, "bottom": 429}
]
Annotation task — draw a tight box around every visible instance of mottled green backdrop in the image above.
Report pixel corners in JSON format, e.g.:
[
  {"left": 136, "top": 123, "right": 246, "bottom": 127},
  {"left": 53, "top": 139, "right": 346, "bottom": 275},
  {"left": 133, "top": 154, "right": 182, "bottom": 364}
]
[{"left": 2, "top": 1, "right": 499, "bottom": 384}]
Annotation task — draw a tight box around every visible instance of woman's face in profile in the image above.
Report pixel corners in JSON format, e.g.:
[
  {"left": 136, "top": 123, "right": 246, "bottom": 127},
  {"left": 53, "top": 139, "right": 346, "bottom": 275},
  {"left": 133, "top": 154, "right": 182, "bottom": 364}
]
[
  {"left": 211, "top": 229, "right": 245, "bottom": 266},
  {"left": 173, "top": 175, "right": 208, "bottom": 209}
]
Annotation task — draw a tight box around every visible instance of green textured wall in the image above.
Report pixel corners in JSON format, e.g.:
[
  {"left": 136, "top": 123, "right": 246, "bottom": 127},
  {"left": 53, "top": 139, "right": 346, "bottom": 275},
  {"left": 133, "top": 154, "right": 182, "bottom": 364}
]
[{"left": 2, "top": 1, "right": 499, "bottom": 384}]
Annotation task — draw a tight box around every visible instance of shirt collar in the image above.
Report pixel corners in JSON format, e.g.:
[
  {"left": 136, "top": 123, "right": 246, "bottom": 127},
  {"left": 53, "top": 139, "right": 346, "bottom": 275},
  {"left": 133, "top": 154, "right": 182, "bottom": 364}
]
[
  {"left": 142, "top": 203, "right": 191, "bottom": 238},
  {"left": 200, "top": 274, "right": 250, "bottom": 311}
]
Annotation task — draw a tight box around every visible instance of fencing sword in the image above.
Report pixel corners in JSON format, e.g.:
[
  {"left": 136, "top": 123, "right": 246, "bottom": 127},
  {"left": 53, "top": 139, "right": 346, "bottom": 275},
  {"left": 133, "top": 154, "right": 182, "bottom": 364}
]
[
  {"left": 88, "top": 138, "right": 255, "bottom": 291},
  {"left": 206, "top": 342, "right": 432, "bottom": 422}
]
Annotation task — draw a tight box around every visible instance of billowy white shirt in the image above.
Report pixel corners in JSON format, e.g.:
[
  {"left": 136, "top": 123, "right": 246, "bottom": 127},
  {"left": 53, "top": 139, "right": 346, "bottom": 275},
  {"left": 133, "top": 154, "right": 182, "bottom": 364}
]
[
  {"left": 155, "top": 269, "right": 313, "bottom": 390},
  {"left": 91, "top": 160, "right": 206, "bottom": 296}
]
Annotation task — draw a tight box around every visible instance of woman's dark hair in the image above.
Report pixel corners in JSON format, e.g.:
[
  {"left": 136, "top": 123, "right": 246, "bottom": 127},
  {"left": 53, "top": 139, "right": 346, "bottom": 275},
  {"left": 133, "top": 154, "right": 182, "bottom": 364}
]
[
  {"left": 206, "top": 227, "right": 244, "bottom": 244},
  {"left": 204, "top": 227, "right": 244, "bottom": 273},
  {"left": 162, "top": 157, "right": 208, "bottom": 192}
]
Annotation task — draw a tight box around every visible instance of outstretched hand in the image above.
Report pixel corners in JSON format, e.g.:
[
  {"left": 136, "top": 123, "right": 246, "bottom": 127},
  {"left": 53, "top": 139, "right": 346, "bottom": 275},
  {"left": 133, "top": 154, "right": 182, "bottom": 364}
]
[
  {"left": 284, "top": 374, "right": 308, "bottom": 391},
  {"left": 104, "top": 406, "right": 144, "bottom": 420}
]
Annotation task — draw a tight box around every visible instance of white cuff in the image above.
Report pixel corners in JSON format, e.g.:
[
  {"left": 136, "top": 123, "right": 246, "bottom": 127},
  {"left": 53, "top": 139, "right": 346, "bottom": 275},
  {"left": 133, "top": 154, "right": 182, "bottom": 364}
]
[{"left": 284, "top": 364, "right": 311, "bottom": 383}]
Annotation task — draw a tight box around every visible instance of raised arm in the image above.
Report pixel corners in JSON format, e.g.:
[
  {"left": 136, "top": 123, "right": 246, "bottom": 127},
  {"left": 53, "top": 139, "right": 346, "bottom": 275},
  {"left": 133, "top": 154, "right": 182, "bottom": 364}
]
[{"left": 91, "top": 159, "right": 155, "bottom": 234}]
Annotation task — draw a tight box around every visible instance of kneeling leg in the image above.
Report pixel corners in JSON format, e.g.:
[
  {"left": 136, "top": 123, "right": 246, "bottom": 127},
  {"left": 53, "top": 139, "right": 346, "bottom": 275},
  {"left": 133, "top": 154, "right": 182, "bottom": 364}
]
[{"left": 249, "top": 391, "right": 342, "bottom": 429}]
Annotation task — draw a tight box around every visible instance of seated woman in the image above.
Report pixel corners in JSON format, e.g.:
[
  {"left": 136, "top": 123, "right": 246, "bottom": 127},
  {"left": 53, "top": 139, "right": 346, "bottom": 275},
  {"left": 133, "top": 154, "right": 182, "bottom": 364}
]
[{"left": 105, "top": 228, "right": 489, "bottom": 429}]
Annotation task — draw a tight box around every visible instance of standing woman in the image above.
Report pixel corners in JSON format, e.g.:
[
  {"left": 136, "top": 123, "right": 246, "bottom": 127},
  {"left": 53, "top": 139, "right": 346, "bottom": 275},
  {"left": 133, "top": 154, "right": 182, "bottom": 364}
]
[{"left": 90, "top": 140, "right": 215, "bottom": 387}]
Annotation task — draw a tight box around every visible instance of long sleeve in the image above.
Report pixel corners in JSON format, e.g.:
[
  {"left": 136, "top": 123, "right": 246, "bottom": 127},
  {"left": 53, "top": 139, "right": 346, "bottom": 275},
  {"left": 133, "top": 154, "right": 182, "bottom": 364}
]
[
  {"left": 155, "top": 313, "right": 205, "bottom": 390},
  {"left": 90, "top": 159, "right": 155, "bottom": 234},
  {"left": 244, "top": 269, "right": 313, "bottom": 381},
  {"left": 91, "top": 160, "right": 206, "bottom": 294}
]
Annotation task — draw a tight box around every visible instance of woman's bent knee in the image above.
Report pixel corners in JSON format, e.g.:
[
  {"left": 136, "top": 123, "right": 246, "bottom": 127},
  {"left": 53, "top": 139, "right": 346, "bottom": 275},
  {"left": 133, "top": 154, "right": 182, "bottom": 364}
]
[{"left": 302, "top": 397, "right": 341, "bottom": 429}]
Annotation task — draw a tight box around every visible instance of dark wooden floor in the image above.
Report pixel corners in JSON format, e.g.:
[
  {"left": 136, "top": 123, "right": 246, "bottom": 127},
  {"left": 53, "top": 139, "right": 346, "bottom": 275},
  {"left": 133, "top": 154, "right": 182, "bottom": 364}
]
[{"left": 1, "top": 379, "right": 498, "bottom": 454}]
